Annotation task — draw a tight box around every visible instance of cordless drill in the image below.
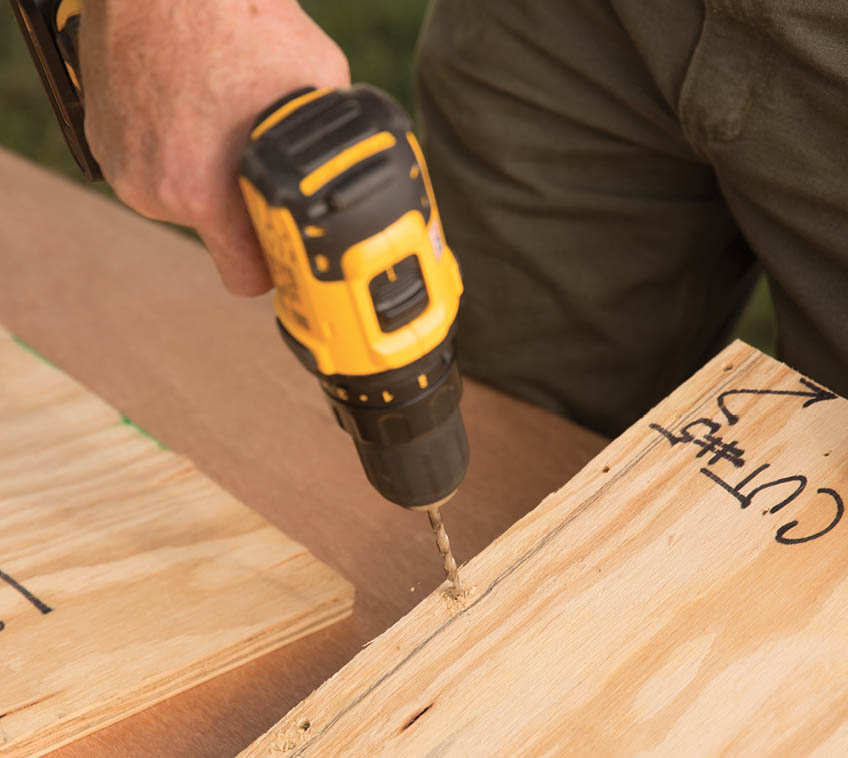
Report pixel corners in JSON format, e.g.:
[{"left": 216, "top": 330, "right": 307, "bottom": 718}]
[
  {"left": 240, "top": 86, "right": 468, "bottom": 510},
  {"left": 11, "top": 0, "right": 470, "bottom": 590}
]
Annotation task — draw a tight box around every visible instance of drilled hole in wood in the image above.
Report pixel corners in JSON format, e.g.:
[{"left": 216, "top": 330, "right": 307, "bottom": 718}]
[
  {"left": 602, "top": 465, "right": 610, "bottom": 473},
  {"left": 402, "top": 704, "right": 433, "bottom": 731},
  {"left": 297, "top": 719, "right": 311, "bottom": 732},
  {"left": 723, "top": 363, "right": 734, "bottom": 372},
  {"left": 824, "top": 451, "right": 832, "bottom": 457}
]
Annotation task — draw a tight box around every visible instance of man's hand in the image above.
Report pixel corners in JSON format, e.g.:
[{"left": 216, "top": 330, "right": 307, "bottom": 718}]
[{"left": 79, "top": 0, "right": 350, "bottom": 295}]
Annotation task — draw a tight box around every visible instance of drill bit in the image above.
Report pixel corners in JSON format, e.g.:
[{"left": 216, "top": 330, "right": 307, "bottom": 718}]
[{"left": 427, "top": 506, "right": 464, "bottom": 597}]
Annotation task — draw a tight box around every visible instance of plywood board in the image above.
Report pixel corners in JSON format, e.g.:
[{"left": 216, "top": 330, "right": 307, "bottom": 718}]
[
  {"left": 0, "top": 147, "right": 606, "bottom": 758},
  {"left": 240, "top": 341, "right": 848, "bottom": 757},
  {"left": 0, "top": 328, "right": 353, "bottom": 758}
]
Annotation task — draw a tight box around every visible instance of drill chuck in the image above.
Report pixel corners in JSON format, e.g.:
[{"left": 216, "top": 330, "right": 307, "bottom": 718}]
[{"left": 320, "top": 332, "right": 468, "bottom": 509}]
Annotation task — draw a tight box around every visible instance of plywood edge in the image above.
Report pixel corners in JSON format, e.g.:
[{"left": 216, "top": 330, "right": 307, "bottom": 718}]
[{"left": 13, "top": 585, "right": 354, "bottom": 758}]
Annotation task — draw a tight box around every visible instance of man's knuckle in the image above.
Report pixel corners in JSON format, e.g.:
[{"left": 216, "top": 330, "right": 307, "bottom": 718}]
[{"left": 153, "top": 165, "right": 209, "bottom": 223}]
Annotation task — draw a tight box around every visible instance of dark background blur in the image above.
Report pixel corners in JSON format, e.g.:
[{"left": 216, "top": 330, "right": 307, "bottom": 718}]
[{"left": 0, "top": 0, "right": 776, "bottom": 354}]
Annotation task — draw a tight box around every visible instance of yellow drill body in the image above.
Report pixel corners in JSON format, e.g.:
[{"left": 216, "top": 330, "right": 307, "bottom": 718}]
[{"left": 240, "top": 86, "right": 469, "bottom": 508}]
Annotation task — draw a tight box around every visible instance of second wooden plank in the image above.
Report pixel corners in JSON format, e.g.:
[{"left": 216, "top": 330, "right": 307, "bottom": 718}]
[{"left": 0, "top": 328, "right": 354, "bottom": 757}]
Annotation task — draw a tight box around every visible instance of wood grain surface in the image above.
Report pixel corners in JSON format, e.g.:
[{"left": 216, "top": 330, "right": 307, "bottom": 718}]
[
  {"left": 240, "top": 342, "right": 848, "bottom": 757},
  {"left": 0, "top": 327, "right": 353, "bottom": 757},
  {"left": 0, "top": 148, "right": 607, "bottom": 757}
]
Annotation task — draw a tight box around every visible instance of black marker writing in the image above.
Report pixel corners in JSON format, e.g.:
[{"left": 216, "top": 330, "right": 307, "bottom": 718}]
[
  {"left": 0, "top": 569, "right": 53, "bottom": 632},
  {"left": 775, "top": 488, "right": 844, "bottom": 545},
  {"left": 717, "top": 378, "right": 837, "bottom": 426},
  {"left": 701, "top": 465, "right": 843, "bottom": 544},
  {"left": 649, "top": 411, "right": 843, "bottom": 546},
  {"left": 700, "top": 464, "right": 807, "bottom": 512},
  {"left": 650, "top": 418, "right": 746, "bottom": 468}
]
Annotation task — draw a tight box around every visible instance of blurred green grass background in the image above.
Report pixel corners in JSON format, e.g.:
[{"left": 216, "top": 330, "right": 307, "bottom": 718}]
[{"left": 0, "top": 0, "right": 775, "bottom": 354}]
